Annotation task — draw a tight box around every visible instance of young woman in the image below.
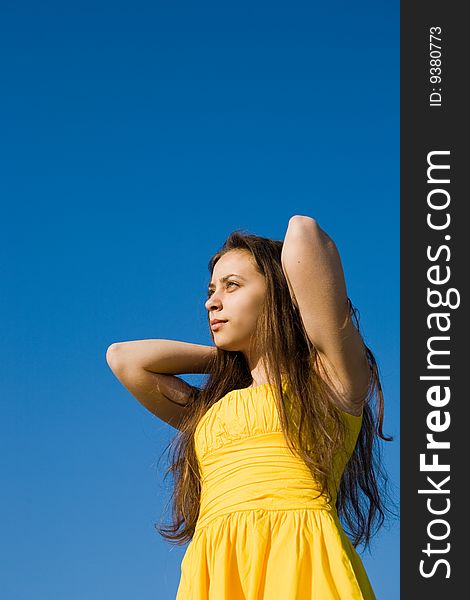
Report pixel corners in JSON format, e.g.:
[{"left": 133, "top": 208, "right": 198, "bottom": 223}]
[{"left": 106, "top": 215, "right": 394, "bottom": 599}]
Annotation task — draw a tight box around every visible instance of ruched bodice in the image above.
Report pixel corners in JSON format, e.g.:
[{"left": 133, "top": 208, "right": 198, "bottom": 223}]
[
  {"left": 176, "top": 379, "right": 376, "bottom": 599},
  {"left": 193, "top": 378, "right": 361, "bottom": 531}
]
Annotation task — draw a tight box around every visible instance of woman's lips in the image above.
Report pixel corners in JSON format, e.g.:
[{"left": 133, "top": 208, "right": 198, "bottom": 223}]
[{"left": 211, "top": 321, "right": 227, "bottom": 330}]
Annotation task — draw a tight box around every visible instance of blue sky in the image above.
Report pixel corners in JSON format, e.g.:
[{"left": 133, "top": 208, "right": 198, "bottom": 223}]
[{"left": 0, "top": 1, "right": 399, "bottom": 598}]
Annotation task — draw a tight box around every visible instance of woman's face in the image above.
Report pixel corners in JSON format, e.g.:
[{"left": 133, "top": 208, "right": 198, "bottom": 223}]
[{"left": 205, "top": 249, "right": 267, "bottom": 352}]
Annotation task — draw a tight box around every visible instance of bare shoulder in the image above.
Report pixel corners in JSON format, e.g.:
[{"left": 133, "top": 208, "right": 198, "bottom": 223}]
[
  {"left": 107, "top": 358, "right": 200, "bottom": 430},
  {"left": 314, "top": 352, "right": 368, "bottom": 417}
]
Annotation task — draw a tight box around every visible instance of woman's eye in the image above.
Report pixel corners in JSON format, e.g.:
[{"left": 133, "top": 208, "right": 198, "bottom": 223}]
[{"left": 207, "top": 282, "right": 238, "bottom": 298}]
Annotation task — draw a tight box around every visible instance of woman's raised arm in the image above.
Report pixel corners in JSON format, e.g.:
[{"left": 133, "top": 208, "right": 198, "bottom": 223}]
[
  {"left": 106, "top": 340, "right": 216, "bottom": 429},
  {"left": 281, "top": 215, "right": 370, "bottom": 414}
]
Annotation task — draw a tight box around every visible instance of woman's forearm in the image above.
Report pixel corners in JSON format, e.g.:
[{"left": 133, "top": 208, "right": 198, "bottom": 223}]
[{"left": 106, "top": 339, "right": 217, "bottom": 375}]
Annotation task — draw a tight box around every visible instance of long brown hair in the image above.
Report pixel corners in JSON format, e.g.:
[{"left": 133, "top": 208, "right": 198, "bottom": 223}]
[{"left": 155, "top": 229, "right": 398, "bottom": 550}]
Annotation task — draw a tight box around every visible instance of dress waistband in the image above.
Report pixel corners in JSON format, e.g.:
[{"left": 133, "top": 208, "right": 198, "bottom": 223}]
[{"left": 195, "top": 432, "right": 336, "bottom": 531}]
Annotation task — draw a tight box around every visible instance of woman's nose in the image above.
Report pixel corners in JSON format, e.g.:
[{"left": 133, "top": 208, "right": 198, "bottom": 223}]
[{"left": 205, "top": 293, "right": 221, "bottom": 310}]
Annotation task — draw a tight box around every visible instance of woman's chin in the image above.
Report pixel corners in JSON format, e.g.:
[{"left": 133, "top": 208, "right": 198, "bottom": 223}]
[{"left": 214, "top": 338, "right": 242, "bottom": 352}]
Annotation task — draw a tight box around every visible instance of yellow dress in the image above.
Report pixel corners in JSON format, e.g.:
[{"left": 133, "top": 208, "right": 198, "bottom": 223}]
[{"left": 175, "top": 378, "right": 377, "bottom": 600}]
